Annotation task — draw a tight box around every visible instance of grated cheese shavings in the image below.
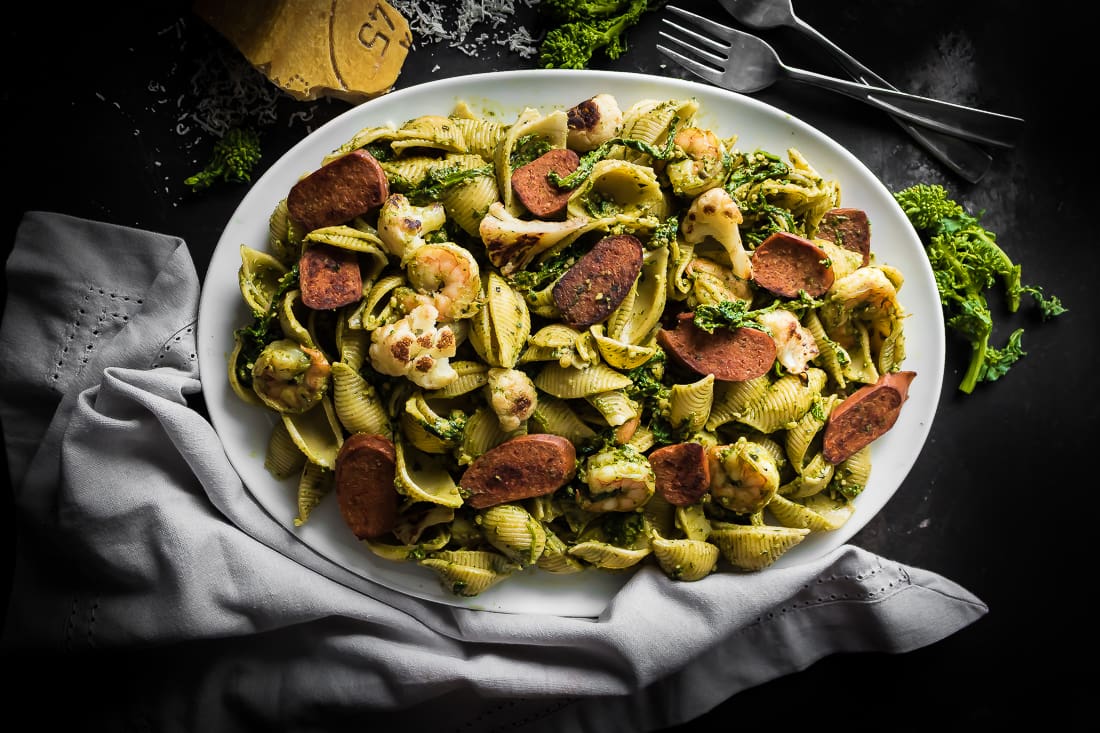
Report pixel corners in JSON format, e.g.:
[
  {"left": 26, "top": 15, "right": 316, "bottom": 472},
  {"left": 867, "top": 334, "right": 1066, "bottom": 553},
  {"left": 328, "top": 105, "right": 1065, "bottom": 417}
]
[{"left": 389, "top": 0, "right": 542, "bottom": 59}]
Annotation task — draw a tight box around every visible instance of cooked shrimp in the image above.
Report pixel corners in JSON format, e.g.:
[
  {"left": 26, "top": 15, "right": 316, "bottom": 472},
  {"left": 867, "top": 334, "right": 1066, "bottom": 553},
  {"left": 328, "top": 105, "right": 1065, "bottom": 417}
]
[
  {"left": 251, "top": 338, "right": 331, "bottom": 414},
  {"left": 486, "top": 367, "right": 537, "bottom": 432},
  {"left": 580, "top": 446, "right": 655, "bottom": 512},
  {"left": 668, "top": 127, "right": 727, "bottom": 196},
  {"left": 404, "top": 242, "right": 481, "bottom": 322},
  {"left": 368, "top": 303, "right": 458, "bottom": 390},
  {"left": 822, "top": 267, "right": 902, "bottom": 346},
  {"left": 707, "top": 438, "right": 779, "bottom": 515}
]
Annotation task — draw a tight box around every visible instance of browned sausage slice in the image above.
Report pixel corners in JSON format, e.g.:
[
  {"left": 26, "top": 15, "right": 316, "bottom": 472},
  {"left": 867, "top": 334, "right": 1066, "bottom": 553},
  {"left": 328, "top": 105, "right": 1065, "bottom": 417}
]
[
  {"left": 460, "top": 434, "right": 577, "bottom": 509},
  {"left": 657, "top": 312, "right": 776, "bottom": 382},
  {"left": 822, "top": 370, "right": 916, "bottom": 464},
  {"left": 287, "top": 149, "right": 389, "bottom": 232},
  {"left": 649, "top": 442, "right": 710, "bottom": 506},
  {"left": 335, "top": 433, "right": 399, "bottom": 540},
  {"left": 511, "top": 148, "right": 580, "bottom": 218},
  {"left": 299, "top": 243, "right": 362, "bottom": 310},
  {"left": 552, "top": 234, "right": 644, "bottom": 328},
  {"left": 751, "top": 231, "right": 835, "bottom": 298},
  {"left": 816, "top": 208, "right": 871, "bottom": 266}
]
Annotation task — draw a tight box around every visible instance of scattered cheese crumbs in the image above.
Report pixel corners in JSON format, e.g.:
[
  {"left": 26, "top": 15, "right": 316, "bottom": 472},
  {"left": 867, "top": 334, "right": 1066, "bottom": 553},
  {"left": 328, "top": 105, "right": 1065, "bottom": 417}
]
[{"left": 389, "top": 0, "right": 541, "bottom": 59}]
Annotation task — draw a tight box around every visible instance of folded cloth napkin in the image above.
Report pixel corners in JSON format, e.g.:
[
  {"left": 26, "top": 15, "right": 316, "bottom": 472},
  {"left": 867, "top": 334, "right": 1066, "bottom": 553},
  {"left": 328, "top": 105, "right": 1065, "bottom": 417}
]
[{"left": 0, "top": 211, "right": 987, "bottom": 732}]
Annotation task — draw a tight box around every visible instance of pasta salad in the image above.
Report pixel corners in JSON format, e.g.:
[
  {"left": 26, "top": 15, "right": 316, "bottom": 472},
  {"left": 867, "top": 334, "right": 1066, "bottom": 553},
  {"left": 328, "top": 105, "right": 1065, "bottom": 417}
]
[{"left": 228, "top": 92, "right": 914, "bottom": 597}]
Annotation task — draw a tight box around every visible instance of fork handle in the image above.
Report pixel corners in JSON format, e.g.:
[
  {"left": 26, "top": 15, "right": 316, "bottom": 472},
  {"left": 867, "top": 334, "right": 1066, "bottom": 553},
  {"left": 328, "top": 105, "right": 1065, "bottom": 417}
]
[
  {"left": 789, "top": 18, "right": 993, "bottom": 183},
  {"left": 783, "top": 64, "right": 1022, "bottom": 149}
]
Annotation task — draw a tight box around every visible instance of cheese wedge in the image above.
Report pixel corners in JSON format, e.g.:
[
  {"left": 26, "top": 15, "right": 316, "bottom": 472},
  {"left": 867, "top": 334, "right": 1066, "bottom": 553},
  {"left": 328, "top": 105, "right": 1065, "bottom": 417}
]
[{"left": 193, "top": 0, "right": 412, "bottom": 103}]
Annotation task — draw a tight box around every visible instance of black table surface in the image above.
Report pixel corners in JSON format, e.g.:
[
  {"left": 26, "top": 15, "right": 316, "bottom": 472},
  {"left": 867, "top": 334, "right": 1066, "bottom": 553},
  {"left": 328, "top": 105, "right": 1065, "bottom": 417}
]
[{"left": 1, "top": 1, "right": 1092, "bottom": 729}]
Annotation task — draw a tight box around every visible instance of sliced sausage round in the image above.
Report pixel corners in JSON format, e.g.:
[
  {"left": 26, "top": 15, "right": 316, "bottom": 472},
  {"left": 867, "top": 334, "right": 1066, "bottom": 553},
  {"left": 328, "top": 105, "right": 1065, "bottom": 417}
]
[
  {"left": 816, "top": 208, "right": 871, "bottom": 266},
  {"left": 287, "top": 149, "right": 390, "bottom": 232},
  {"left": 657, "top": 312, "right": 776, "bottom": 382},
  {"left": 822, "top": 370, "right": 916, "bottom": 464},
  {"left": 552, "top": 234, "right": 644, "bottom": 328},
  {"left": 751, "top": 231, "right": 835, "bottom": 298},
  {"left": 299, "top": 243, "right": 362, "bottom": 310},
  {"left": 460, "top": 434, "right": 577, "bottom": 509},
  {"left": 649, "top": 442, "right": 710, "bottom": 506},
  {"left": 511, "top": 148, "right": 580, "bottom": 218},
  {"left": 335, "top": 433, "right": 399, "bottom": 540}
]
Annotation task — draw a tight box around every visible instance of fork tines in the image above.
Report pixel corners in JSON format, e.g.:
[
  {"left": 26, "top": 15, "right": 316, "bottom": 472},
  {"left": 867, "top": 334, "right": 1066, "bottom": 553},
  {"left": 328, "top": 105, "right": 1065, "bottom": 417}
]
[{"left": 657, "top": 5, "right": 740, "bottom": 86}]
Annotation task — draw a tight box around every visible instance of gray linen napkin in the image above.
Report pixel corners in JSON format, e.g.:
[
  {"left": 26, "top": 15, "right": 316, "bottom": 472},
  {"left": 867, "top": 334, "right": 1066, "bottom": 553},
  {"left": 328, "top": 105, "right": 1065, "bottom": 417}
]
[{"left": 1, "top": 211, "right": 987, "bottom": 732}]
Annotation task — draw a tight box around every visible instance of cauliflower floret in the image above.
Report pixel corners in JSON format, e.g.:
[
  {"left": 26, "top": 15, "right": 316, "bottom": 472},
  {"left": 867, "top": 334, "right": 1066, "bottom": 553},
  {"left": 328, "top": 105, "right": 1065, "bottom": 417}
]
[
  {"left": 479, "top": 201, "right": 592, "bottom": 276},
  {"left": 377, "top": 193, "right": 447, "bottom": 260},
  {"left": 369, "top": 304, "right": 458, "bottom": 390},
  {"left": 566, "top": 93, "right": 624, "bottom": 152},
  {"left": 486, "top": 367, "right": 538, "bottom": 432},
  {"left": 757, "top": 309, "right": 819, "bottom": 375},
  {"left": 681, "top": 188, "right": 751, "bottom": 281}
]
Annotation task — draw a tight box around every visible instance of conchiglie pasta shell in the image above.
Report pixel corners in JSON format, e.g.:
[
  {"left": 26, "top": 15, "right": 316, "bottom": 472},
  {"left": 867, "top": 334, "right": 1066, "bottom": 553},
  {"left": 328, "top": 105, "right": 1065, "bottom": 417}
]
[
  {"left": 277, "top": 289, "right": 314, "bottom": 348},
  {"left": 451, "top": 116, "right": 505, "bottom": 159},
  {"left": 584, "top": 390, "right": 639, "bottom": 428},
  {"left": 268, "top": 198, "right": 302, "bottom": 265},
  {"left": 829, "top": 445, "right": 871, "bottom": 499},
  {"left": 566, "top": 159, "right": 670, "bottom": 230},
  {"left": 326, "top": 124, "right": 396, "bottom": 163},
  {"left": 705, "top": 375, "right": 770, "bottom": 430},
  {"left": 675, "top": 503, "right": 712, "bottom": 541},
  {"left": 294, "top": 461, "right": 333, "bottom": 526},
  {"left": 394, "top": 439, "right": 463, "bottom": 508},
  {"left": 739, "top": 368, "right": 827, "bottom": 434},
  {"left": 780, "top": 452, "right": 834, "bottom": 499},
  {"left": 428, "top": 360, "right": 489, "bottom": 398},
  {"left": 669, "top": 374, "right": 714, "bottom": 434},
  {"left": 534, "top": 363, "right": 632, "bottom": 399},
  {"left": 281, "top": 397, "right": 344, "bottom": 469},
  {"left": 470, "top": 272, "right": 530, "bottom": 369},
  {"left": 651, "top": 536, "right": 719, "bottom": 581},
  {"left": 568, "top": 541, "right": 651, "bottom": 569},
  {"left": 364, "top": 525, "right": 450, "bottom": 562},
  {"left": 336, "top": 318, "right": 369, "bottom": 371},
  {"left": 642, "top": 489, "right": 677, "bottom": 539},
  {"left": 620, "top": 97, "right": 698, "bottom": 149},
  {"left": 347, "top": 274, "right": 404, "bottom": 331},
  {"left": 264, "top": 419, "right": 306, "bottom": 480},
  {"left": 537, "top": 529, "right": 586, "bottom": 574},
  {"left": 441, "top": 173, "right": 499, "bottom": 237},
  {"left": 458, "top": 407, "right": 511, "bottom": 466},
  {"left": 802, "top": 492, "right": 856, "bottom": 529},
  {"left": 476, "top": 504, "right": 547, "bottom": 566},
  {"left": 390, "top": 115, "right": 468, "bottom": 154},
  {"left": 238, "top": 245, "right": 289, "bottom": 315},
  {"left": 331, "top": 362, "right": 391, "bottom": 436},
  {"left": 785, "top": 394, "right": 838, "bottom": 470},
  {"left": 590, "top": 324, "right": 658, "bottom": 370},
  {"left": 801, "top": 310, "right": 849, "bottom": 389},
  {"left": 708, "top": 525, "right": 810, "bottom": 571},
  {"left": 227, "top": 334, "right": 264, "bottom": 407},
  {"left": 529, "top": 394, "right": 597, "bottom": 444},
  {"left": 419, "top": 549, "right": 518, "bottom": 597}
]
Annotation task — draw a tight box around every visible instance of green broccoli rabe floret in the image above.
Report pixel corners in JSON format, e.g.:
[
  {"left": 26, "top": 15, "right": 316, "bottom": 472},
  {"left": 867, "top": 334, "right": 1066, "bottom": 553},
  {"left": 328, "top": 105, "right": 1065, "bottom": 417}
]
[
  {"left": 538, "top": 0, "right": 652, "bottom": 70},
  {"left": 893, "top": 183, "right": 1066, "bottom": 394},
  {"left": 185, "top": 127, "right": 262, "bottom": 191}
]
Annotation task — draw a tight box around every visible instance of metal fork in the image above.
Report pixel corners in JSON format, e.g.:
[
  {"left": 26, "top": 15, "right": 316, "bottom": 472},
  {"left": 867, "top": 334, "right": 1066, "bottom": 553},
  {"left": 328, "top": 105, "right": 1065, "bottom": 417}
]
[
  {"left": 716, "top": 0, "right": 993, "bottom": 182},
  {"left": 657, "top": 6, "right": 1023, "bottom": 150}
]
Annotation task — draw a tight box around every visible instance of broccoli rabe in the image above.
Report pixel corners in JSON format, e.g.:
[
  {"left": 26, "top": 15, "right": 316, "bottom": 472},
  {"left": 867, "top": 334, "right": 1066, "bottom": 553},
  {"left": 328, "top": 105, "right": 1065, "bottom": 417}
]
[
  {"left": 185, "top": 127, "right": 262, "bottom": 191},
  {"left": 538, "top": 0, "right": 655, "bottom": 70},
  {"left": 893, "top": 183, "right": 1066, "bottom": 394}
]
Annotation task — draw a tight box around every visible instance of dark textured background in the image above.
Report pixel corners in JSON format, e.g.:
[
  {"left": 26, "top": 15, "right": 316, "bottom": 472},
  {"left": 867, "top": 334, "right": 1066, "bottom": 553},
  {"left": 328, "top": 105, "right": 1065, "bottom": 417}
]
[{"left": 1, "top": 1, "right": 1091, "bottom": 728}]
